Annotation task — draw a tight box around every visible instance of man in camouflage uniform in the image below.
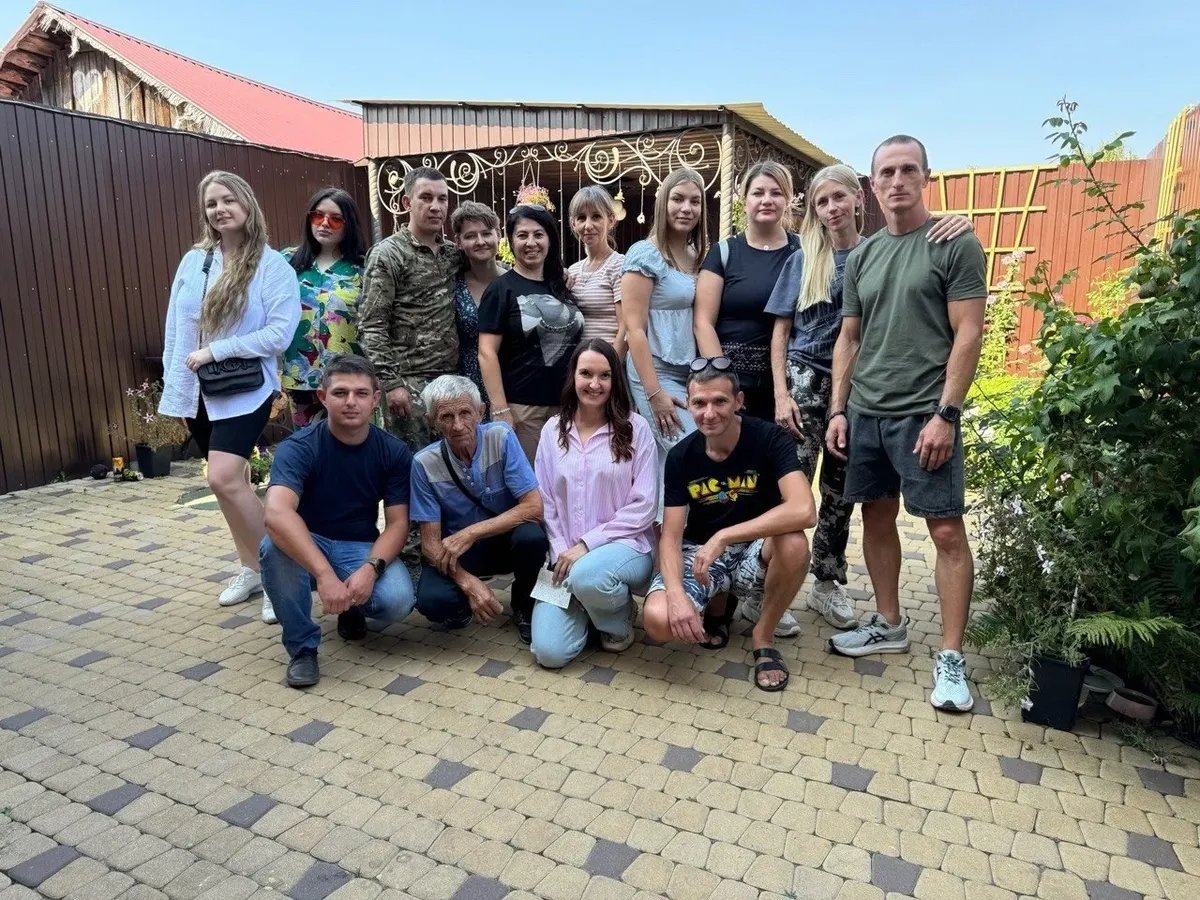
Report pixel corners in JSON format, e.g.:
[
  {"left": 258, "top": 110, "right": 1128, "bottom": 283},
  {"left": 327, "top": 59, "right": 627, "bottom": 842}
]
[{"left": 358, "top": 166, "right": 464, "bottom": 452}]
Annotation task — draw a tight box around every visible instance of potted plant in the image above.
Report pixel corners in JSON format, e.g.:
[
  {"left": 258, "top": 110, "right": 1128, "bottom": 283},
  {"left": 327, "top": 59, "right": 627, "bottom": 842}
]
[{"left": 110, "top": 380, "right": 189, "bottom": 478}]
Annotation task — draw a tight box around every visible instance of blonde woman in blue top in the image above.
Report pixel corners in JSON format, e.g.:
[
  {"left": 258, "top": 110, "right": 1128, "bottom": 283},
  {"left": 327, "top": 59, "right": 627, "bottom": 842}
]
[
  {"left": 621, "top": 167, "right": 707, "bottom": 470},
  {"left": 281, "top": 188, "right": 367, "bottom": 428}
]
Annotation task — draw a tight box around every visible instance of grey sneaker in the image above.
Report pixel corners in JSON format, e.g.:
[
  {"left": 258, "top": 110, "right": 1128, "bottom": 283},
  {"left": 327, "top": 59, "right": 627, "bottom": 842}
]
[
  {"left": 218, "top": 566, "right": 261, "bottom": 606},
  {"left": 736, "top": 598, "right": 802, "bottom": 638},
  {"left": 828, "top": 613, "right": 910, "bottom": 657},
  {"left": 807, "top": 581, "right": 857, "bottom": 629},
  {"left": 260, "top": 592, "right": 277, "bottom": 625},
  {"left": 600, "top": 601, "right": 637, "bottom": 653},
  {"left": 930, "top": 649, "right": 975, "bottom": 712}
]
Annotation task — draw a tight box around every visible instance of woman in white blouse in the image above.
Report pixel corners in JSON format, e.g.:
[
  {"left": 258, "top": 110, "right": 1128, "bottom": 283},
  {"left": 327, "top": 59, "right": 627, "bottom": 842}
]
[{"left": 159, "top": 170, "right": 299, "bottom": 624}]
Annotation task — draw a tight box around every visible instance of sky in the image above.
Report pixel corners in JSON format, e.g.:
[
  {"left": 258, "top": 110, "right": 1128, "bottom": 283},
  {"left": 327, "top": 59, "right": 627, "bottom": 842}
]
[{"left": 3, "top": 0, "right": 1195, "bottom": 171}]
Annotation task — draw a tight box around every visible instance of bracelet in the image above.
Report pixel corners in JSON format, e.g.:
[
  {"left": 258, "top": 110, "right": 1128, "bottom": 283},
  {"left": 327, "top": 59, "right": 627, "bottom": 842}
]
[
  {"left": 646, "top": 388, "right": 663, "bottom": 402},
  {"left": 493, "top": 407, "right": 511, "bottom": 416},
  {"left": 828, "top": 411, "right": 847, "bottom": 422}
]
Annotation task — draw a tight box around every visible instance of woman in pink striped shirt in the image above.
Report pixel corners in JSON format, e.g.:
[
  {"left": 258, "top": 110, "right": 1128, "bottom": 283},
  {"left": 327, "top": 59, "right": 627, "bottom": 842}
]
[{"left": 531, "top": 338, "right": 659, "bottom": 668}]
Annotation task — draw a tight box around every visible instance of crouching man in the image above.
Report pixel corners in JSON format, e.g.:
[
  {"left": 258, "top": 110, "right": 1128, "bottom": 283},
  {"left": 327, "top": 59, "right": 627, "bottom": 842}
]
[
  {"left": 410, "top": 375, "right": 549, "bottom": 643},
  {"left": 643, "top": 357, "right": 816, "bottom": 691},
  {"left": 260, "top": 355, "right": 416, "bottom": 688}
]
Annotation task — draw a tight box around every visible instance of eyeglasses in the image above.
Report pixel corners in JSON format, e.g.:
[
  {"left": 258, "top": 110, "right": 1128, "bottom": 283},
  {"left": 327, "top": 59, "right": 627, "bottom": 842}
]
[
  {"left": 509, "top": 203, "right": 547, "bottom": 214},
  {"left": 309, "top": 211, "right": 345, "bottom": 229},
  {"left": 689, "top": 356, "right": 733, "bottom": 373}
]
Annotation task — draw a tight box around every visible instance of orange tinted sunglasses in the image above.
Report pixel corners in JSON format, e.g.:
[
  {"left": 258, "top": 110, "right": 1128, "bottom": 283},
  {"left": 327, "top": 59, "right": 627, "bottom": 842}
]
[{"left": 309, "top": 211, "right": 345, "bottom": 229}]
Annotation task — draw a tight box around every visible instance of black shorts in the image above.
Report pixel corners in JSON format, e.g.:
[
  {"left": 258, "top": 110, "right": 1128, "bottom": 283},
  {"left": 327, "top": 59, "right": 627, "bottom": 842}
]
[
  {"left": 843, "top": 409, "right": 965, "bottom": 519},
  {"left": 185, "top": 394, "right": 274, "bottom": 459}
]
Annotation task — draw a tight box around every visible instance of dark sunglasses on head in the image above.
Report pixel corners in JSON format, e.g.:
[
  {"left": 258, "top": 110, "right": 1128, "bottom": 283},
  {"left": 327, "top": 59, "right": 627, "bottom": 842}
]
[
  {"left": 509, "top": 203, "right": 547, "bottom": 214},
  {"left": 689, "top": 356, "right": 733, "bottom": 373},
  {"left": 309, "top": 211, "right": 345, "bottom": 229}
]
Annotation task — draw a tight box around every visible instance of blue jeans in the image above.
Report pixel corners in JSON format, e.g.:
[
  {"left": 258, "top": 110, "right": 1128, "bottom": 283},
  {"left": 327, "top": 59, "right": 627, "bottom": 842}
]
[
  {"left": 530, "top": 542, "right": 654, "bottom": 669},
  {"left": 260, "top": 534, "right": 416, "bottom": 658}
]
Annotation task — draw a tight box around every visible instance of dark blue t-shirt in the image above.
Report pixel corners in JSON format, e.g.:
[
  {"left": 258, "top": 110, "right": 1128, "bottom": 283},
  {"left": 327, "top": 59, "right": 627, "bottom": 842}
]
[{"left": 268, "top": 422, "right": 412, "bottom": 543}]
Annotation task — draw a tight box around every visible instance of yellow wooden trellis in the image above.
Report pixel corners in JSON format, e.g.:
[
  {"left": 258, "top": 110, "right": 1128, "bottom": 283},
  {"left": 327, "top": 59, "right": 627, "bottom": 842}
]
[{"left": 1154, "top": 106, "right": 1191, "bottom": 246}]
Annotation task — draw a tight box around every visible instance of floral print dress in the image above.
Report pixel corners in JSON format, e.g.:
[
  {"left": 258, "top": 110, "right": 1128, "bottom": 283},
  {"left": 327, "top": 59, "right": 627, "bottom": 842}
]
[
  {"left": 281, "top": 249, "right": 364, "bottom": 426},
  {"left": 453, "top": 275, "right": 491, "bottom": 415}
]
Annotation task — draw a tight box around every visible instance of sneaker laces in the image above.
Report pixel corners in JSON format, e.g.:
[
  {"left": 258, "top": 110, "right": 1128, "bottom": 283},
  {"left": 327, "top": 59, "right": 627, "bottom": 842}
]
[
  {"left": 937, "top": 652, "right": 965, "bottom": 685},
  {"left": 228, "top": 568, "right": 256, "bottom": 589}
]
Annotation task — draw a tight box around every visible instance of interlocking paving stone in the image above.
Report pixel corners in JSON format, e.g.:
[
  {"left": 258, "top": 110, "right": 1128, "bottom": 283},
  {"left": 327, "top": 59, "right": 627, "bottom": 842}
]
[
  {"left": 853, "top": 657, "right": 888, "bottom": 677},
  {"left": 103, "top": 559, "right": 132, "bottom": 570},
  {"left": 198, "top": 525, "right": 223, "bottom": 535},
  {"left": 1126, "top": 831, "right": 1183, "bottom": 870},
  {"left": 7, "top": 845, "right": 81, "bottom": 888},
  {"left": 999, "top": 756, "right": 1044, "bottom": 784},
  {"left": 69, "top": 650, "right": 111, "bottom": 667},
  {"left": 126, "top": 725, "right": 177, "bottom": 750},
  {"left": 288, "top": 720, "right": 335, "bottom": 745},
  {"left": 114, "top": 529, "right": 140, "bottom": 539},
  {"left": 1084, "top": 882, "right": 1143, "bottom": 900},
  {"left": 1137, "top": 766, "right": 1185, "bottom": 796},
  {"left": 453, "top": 874, "right": 511, "bottom": 900},
  {"left": 384, "top": 674, "right": 423, "bottom": 695},
  {"left": 137, "top": 542, "right": 165, "bottom": 553},
  {"left": 0, "top": 707, "right": 50, "bottom": 731},
  {"left": 974, "top": 694, "right": 993, "bottom": 716},
  {"left": 661, "top": 744, "right": 705, "bottom": 773},
  {"left": 476, "top": 659, "right": 512, "bottom": 678},
  {"left": 787, "top": 709, "right": 827, "bottom": 734},
  {"left": 18, "top": 553, "right": 50, "bottom": 564},
  {"left": 0, "top": 646, "right": 14, "bottom": 658},
  {"left": 425, "top": 760, "right": 473, "bottom": 789},
  {"left": 871, "top": 852, "right": 921, "bottom": 895},
  {"left": 288, "top": 861, "right": 351, "bottom": 899},
  {"left": 205, "top": 570, "right": 233, "bottom": 583},
  {"left": 178, "top": 661, "right": 223, "bottom": 681},
  {"left": 506, "top": 707, "right": 549, "bottom": 731},
  {"left": 219, "top": 615, "right": 254, "bottom": 629},
  {"left": 63, "top": 528, "right": 89, "bottom": 537},
  {"left": 581, "top": 665, "right": 616, "bottom": 685},
  {"left": 830, "top": 762, "right": 875, "bottom": 792},
  {"left": 583, "top": 839, "right": 640, "bottom": 879},
  {"left": 218, "top": 794, "right": 277, "bottom": 828},
  {"left": 108, "top": 519, "right": 134, "bottom": 528},
  {"left": 136, "top": 597, "right": 169, "bottom": 610},
  {"left": 67, "top": 611, "right": 103, "bottom": 626},
  {"left": 87, "top": 783, "right": 148, "bottom": 815},
  {"left": 715, "top": 661, "right": 752, "bottom": 681},
  {"left": 1, "top": 611, "right": 38, "bottom": 626}
]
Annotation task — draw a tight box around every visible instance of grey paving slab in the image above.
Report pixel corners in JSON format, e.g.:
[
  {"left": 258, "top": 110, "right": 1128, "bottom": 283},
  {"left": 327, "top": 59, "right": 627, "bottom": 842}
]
[
  {"left": 583, "top": 839, "right": 640, "bottom": 879},
  {"left": 86, "top": 783, "right": 148, "bottom": 815},
  {"left": 69, "top": 650, "right": 111, "bottom": 667},
  {"left": 66, "top": 611, "right": 103, "bottom": 626},
  {"left": 853, "top": 657, "right": 888, "bottom": 677},
  {"left": 218, "top": 794, "right": 277, "bottom": 828},
  {"left": 126, "top": 725, "right": 178, "bottom": 750},
  {"left": 18, "top": 554, "right": 50, "bottom": 565},
  {"left": 1085, "top": 881, "right": 1143, "bottom": 900},
  {"left": 830, "top": 762, "right": 875, "bottom": 792},
  {"left": 999, "top": 756, "right": 1044, "bottom": 785},
  {"left": 661, "top": 744, "right": 704, "bottom": 773},
  {"left": 7, "top": 845, "right": 81, "bottom": 888},
  {"left": 178, "top": 661, "right": 223, "bottom": 681},
  {"left": 715, "top": 661, "right": 752, "bottom": 681},
  {"left": 287, "top": 721, "right": 335, "bottom": 746},
  {"left": 581, "top": 666, "right": 615, "bottom": 685},
  {"left": 870, "top": 852, "right": 921, "bottom": 895},
  {"left": 476, "top": 660, "right": 511, "bottom": 678},
  {"left": 453, "top": 874, "right": 511, "bottom": 900},
  {"left": 1137, "top": 766, "right": 1185, "bottom": 796},
  {"left": 1126, "top": 831, "right": 1182, "bottom": 870},
  {"left": 383, "top": 674, "right": 423, "bottom": 695},
  {"left": 287, "top": 861, "right": 351, "bottom": 899},
  {"left": 0, "top": 707, "right": 50, "bottom": 731},
  {"left": 424, "top": 760, "right": 473, "bottom": 790},
  {"left": 136, "top": 597, "right": 170, "bottom": 611},
  {"left": 0, "top": 611, "right": 37, "bottom": 626},
  {"left": 506, "top": 707, "right": 549, "bottom": 732},
  {"left": 786, "top": 709, "right": 827, "bottom": 734}
]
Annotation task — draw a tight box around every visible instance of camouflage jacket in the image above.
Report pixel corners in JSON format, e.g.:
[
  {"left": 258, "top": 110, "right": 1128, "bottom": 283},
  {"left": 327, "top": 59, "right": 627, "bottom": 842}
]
[{"left": 358, "top": 227, "right": 464, "bottom": 391}]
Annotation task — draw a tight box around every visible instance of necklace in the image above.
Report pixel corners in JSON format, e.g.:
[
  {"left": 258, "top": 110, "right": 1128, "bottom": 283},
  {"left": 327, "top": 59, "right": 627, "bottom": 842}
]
[{"left": 575, "top": 250, "right": 611, "bottom": 288}]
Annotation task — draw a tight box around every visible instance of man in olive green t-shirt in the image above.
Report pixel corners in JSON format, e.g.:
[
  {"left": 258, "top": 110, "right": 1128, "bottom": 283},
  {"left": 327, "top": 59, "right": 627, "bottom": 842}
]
[{"left": 824, "top": 135, "right": 987, "bottom": 713}]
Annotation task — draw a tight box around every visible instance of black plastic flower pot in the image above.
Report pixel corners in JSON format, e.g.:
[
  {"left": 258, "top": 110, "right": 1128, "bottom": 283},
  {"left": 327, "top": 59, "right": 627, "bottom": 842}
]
[
  {"left": 1022, "top": 654, "right": 1090, "bottom": 731},
  {"left": 135, "top": 444, "right": 173, "bottom": 478}
]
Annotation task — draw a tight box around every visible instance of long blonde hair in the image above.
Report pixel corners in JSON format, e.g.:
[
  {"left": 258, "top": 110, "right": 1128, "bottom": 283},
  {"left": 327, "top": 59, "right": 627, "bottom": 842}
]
[
  {"left": 740, "top": 160, "right": 797, "bottom": 232},
  {"left": 649, "top": 167, "right": 708, "bottom": 273},
  {"left": 195, "top": 171, "right": 268, "bottom": 335},
  {"left": 797, "top": 164, "right": 864, "bottom": 311}
]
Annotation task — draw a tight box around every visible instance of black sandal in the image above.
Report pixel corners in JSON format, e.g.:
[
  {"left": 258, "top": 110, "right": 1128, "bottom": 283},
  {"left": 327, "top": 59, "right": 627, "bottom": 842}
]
[
  {"left": 753, "top": 647, "right": 790, "bottom": 692},
  {"left": 700, "top": 597, "right": 735, "bottom": 650}
]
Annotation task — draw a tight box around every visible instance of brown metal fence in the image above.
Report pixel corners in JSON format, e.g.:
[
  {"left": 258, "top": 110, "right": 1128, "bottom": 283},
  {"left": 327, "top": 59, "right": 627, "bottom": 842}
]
[{"left": 0, "top": 99, "right": 369, "bottom": 494}]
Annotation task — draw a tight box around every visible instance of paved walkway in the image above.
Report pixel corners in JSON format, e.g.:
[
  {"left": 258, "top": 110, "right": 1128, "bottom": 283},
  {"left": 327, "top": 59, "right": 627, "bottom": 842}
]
[{"left": 1, "top": 463, "right": 1198, "bottom": 900}]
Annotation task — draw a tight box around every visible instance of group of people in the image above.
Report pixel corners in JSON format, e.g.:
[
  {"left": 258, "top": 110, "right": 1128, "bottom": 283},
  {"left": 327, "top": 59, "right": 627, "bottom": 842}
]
[{"left": 159, "top": 132, "right": 987, "bottom": 711}]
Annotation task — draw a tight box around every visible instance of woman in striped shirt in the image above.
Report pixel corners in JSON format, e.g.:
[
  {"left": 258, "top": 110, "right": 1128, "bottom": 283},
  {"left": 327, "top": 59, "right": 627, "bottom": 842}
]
[
  {"left": 530, "top": 338, "right": 658, "bottom": 668},
  {"left": 566, "top": 186, "right": 625, "bottom": 355}
]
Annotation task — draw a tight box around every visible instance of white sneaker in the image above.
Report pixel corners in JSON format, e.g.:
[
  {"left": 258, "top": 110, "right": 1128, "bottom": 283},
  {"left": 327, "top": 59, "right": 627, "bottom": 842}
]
[
  {"left": 737, "top": 598, "right": 802, "bottom": 638},
  {"left": 828, "top": 613, "right": 910, "bottom": 657},
  {"left": 931, "top": 649, "right": 975, "bottom": 712},
  {"left": 807, "top": 581, "right": 858, "bottom": 629},
  {"left": 260, "top": 592, "right": 277, "bottom": 625},
  {"left": 218, "top": 567, "right": 262, "bottom": 606},
  {"left": 600, "top": 602, "right": 636, "bottom": 653}
]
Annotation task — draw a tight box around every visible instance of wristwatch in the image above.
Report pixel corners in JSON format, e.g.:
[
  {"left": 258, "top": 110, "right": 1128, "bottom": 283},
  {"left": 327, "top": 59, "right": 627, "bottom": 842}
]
[
  {"left": 366, "top": 557, "right": 386, "bottom": 578},
  {"left": 935, "top": 404, "right": 961, "bottom": 423}
]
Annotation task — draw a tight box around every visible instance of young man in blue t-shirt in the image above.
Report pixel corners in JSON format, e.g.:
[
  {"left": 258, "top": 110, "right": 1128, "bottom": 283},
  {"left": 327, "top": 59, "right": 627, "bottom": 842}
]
[{"left": 260, "top": 355, "right": 415, "bottom": 688}]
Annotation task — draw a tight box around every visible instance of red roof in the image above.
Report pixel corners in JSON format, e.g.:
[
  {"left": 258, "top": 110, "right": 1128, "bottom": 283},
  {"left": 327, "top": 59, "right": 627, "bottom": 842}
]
[{"left": 38, "top": 5, "right": 363, "bottom": 160}]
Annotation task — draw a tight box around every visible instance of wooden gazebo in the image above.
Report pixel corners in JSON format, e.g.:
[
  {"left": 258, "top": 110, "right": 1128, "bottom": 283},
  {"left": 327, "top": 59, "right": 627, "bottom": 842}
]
[{"left": 353, "top": 99, "right": 839, "bottom": 261}]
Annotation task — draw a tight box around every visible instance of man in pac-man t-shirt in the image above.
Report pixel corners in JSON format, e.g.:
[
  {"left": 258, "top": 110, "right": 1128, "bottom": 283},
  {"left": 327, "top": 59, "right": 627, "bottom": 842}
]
[{"left": 642, "top": 357, "right": 816, "bottom": 692}]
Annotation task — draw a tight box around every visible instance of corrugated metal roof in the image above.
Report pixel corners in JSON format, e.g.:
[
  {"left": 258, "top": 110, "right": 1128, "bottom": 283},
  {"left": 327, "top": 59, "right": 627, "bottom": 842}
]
[
  {"left": 353, "top": 99, "right": 839, "bottom": 167},
  {"left": 5, "top": 3, "right": 363, "bottom": 161}
]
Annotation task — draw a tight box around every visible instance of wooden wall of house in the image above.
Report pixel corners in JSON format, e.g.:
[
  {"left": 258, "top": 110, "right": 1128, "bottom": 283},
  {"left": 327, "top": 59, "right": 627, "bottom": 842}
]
[{"left": 18, "top": 47, "right": 185, "bottom": 131}]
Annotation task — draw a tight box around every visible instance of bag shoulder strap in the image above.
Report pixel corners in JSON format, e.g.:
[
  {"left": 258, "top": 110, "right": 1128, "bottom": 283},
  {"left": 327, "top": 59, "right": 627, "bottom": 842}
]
[
  {"left": 439, "top": 440, "right": 496, "bottom": 517},
  {"left": 199, "top": 248, "right": 215, "bottom": 345},
  {"left": 718, "top": 238, "right": 730, "bottom": 270}
]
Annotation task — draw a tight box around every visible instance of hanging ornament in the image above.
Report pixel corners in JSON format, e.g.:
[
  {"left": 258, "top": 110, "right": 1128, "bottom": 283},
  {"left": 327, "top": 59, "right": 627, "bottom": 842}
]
[
  {"left": 612, "top": 188, "right": 627, "bottom": 222},
  {"left": 637, "top": 180, "right": 646, "bottom": 224}
]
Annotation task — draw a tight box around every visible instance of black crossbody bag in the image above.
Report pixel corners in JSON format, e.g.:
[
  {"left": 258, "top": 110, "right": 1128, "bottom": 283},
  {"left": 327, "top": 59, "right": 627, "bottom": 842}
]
[
  {"left": 439, "top": 441, "right": 499, "bottom": 517},
  {"left": 196, "top": 248, "right": 266, "bottom": 398}
]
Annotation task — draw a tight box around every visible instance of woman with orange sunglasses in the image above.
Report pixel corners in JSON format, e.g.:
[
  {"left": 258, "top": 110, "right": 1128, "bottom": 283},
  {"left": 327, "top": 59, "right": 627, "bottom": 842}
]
[{"left": 281, "top": 188, "right": 368, "bottom": 427}]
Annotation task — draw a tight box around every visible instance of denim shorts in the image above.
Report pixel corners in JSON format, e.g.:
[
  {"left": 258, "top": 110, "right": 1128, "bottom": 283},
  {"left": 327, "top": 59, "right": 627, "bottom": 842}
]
[
  {"left": 648, "top": 539, "right": 767, "bottom": 612},
  {"left": 843, "top": 410, "right": 965, "bottom": 518}
]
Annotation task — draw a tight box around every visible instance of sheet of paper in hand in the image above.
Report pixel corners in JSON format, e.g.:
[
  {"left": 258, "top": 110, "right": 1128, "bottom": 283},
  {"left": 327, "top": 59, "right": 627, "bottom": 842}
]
[{"left": 531, "top": 567, "right": 572, "bottom": 608}]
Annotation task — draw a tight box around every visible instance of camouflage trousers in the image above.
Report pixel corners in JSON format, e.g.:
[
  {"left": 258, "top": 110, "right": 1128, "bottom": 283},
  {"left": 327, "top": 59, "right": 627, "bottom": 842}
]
[
  {"left": 384, "top": 375, "right": 441, "bottom": 454},
  {"left": 787, "top": 359, "right": 853, "bottom": 584}
]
